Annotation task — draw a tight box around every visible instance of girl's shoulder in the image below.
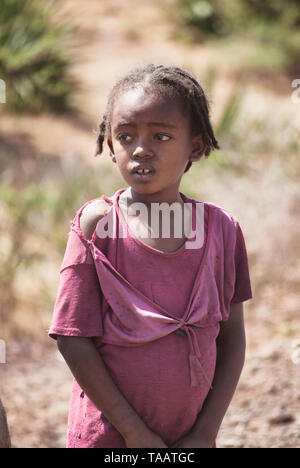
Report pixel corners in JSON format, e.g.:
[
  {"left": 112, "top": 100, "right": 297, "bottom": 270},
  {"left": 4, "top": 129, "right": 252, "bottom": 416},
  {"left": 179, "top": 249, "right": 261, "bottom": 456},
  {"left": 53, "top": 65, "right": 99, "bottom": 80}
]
[
  {"left": 203, "top": 202, "right": 241, "bottom": 247},
  {"left": 77, "top": 194, "right": 114, "bottom": 241},
  {"left": 204, "top": 201, "right": 238, "bottom": 224},
  {"left": 185, "top": 195, "right": 240, "bottom": 245},
  {"left": 183, "top": 192, "right": 238, "bottom": 226}
]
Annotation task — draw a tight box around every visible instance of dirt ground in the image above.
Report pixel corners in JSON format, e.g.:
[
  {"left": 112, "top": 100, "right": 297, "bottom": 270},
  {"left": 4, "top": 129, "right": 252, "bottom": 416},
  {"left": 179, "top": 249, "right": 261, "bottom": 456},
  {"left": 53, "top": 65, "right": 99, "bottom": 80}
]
[
  {"left": 2, "top": 333, "right": 299, "bottom": 448},
  {"left": 1, "top": 328, "right": 300, "bottom": 448},
  {"left": 1, "top": 0, "right": 299, "bottom": 448}
]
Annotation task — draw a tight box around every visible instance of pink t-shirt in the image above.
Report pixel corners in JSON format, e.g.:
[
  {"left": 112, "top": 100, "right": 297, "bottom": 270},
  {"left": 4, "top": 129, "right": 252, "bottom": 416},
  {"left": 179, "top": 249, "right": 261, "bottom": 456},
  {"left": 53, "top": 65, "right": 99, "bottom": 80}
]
[{"left": 49, "top": 188, "right": 252, "bottom": 448}]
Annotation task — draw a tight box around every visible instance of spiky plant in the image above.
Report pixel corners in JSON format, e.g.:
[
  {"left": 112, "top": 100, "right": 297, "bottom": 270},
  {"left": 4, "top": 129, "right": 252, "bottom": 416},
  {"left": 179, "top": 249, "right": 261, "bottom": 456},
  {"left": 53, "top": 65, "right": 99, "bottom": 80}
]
[
  {"left": 176, "top": 0, "right": 300, "bottom": 74},
  {"left": 0, "top": 0, "right": 77, "bottom": 113}
]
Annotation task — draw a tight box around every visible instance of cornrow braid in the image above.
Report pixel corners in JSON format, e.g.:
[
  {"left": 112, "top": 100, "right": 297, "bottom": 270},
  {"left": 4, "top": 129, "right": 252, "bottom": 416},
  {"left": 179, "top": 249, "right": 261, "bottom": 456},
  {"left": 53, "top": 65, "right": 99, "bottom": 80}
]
[
  {"left": 95, "top": 64, "right": 219, "bottom": 172},
  {"left": 95, "top": 115, "right": 107, "bottom": 156}
]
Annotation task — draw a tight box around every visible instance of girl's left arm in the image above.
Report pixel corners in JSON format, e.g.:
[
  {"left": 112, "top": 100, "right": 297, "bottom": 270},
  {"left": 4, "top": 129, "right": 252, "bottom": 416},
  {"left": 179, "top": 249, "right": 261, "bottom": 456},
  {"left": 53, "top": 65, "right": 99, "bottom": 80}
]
[{"left": 172, "top": 302, "right": 246, "bottom": 448}]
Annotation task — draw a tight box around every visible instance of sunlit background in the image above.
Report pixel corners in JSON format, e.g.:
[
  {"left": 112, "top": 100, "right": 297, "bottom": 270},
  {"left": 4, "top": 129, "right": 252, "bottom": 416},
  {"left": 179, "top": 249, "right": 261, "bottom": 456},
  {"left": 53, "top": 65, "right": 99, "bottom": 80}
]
[{"left": 0, "top": 0, "right": 299, "bottom": 448}]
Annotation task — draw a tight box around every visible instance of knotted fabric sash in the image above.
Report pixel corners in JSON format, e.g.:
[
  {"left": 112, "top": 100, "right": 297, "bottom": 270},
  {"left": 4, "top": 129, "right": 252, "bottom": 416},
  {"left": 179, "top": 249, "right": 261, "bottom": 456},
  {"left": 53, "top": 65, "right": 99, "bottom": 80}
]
[{"left": 89, "top": 242, "right": 213, "bottom": 389}]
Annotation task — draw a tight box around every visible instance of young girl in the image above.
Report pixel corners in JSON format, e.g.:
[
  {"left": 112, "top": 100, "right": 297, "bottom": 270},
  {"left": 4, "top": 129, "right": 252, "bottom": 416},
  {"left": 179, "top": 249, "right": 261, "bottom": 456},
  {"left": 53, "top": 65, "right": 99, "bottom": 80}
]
[{"left": 49, "top": 64, "right": 252, "bottom": 448}]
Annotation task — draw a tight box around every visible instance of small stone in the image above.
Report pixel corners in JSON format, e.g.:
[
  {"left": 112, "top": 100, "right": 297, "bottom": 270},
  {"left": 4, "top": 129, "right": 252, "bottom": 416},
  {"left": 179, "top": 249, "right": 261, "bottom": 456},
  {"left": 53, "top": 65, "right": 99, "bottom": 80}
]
[
  {"left": 268, "top": 413, "right": 295, "bottom": 425},
  {"left": 221, "top": 438, "right": 243, "bottom": 448}
]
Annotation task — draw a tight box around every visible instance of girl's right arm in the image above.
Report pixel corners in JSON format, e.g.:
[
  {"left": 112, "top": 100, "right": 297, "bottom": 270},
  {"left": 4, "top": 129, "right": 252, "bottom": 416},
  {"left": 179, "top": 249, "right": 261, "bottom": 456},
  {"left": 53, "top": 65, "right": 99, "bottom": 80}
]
[{"left": 57, "top": 336, "right": 167, "bottom": 448}]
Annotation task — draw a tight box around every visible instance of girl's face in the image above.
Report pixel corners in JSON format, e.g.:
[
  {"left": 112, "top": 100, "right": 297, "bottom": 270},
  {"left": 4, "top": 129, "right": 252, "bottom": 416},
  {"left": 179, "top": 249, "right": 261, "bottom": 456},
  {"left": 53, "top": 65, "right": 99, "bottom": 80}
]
[{"left": 108, "top": 87, "right": 203, "bottom": 203}]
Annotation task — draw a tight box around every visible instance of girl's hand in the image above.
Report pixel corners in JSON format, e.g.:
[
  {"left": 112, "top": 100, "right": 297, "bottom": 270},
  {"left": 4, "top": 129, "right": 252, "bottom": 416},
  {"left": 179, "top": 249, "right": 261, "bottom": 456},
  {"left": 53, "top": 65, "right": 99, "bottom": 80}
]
[{"left": 125, "top": 428, "right": 168, "bottom": 448}]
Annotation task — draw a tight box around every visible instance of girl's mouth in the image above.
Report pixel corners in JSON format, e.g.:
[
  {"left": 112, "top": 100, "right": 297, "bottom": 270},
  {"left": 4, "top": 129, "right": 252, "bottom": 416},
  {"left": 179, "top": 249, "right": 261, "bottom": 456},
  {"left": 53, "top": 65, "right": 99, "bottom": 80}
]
[
  {"left": 136, "top": 168, "right": 151, "bottom": 175},
  {"left": 131, "top": 165, "right": 155, "bottom": 179}
]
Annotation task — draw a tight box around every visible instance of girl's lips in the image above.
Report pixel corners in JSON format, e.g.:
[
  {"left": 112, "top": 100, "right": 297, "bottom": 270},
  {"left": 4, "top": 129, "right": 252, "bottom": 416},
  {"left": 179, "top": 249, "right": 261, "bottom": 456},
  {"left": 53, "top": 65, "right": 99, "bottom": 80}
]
[
  {"left": 131, "top": 170, "right": 155, "bottom": 180},
  {"left": 131, "top": 164, "right": 155, "bottom": 173},
  {"left": 131, "top": 164, "right": 155, "bottom": 180}
]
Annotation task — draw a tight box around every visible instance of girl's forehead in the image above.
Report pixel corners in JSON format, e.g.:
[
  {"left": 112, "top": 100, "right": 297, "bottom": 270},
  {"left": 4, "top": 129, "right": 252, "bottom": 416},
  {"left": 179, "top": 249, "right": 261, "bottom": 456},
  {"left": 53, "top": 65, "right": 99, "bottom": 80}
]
[{"left": 112, "top": 87, "right": 187, "bottom": 125}]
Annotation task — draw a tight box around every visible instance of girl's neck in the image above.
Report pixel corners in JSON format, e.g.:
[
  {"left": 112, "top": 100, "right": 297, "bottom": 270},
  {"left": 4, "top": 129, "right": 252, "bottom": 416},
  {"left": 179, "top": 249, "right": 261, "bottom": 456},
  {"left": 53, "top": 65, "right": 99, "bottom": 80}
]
[{"left": 122, "top": 187, "right": 184, "bottom": 208}]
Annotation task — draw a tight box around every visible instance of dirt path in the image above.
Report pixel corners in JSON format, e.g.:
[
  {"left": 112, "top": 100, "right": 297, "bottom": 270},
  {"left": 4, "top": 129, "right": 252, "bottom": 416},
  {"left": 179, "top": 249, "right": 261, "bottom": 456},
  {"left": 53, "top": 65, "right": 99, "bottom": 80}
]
[{"left": 2, "top": 335, "right": 299, "bottom": 448}]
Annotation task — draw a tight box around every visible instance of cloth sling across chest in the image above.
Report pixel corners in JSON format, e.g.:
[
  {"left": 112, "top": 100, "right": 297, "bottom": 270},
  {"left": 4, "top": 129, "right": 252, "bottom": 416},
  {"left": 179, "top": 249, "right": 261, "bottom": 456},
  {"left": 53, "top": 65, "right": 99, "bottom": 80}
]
[
  {"left": 89, "top": 237, "right": 213, "bottom": 388},
  {"left": 76, "top": 195, "right": 215, "bottom": 389},
  {"left": 70, "top": 191, "right": 236, "bottom": 388}
]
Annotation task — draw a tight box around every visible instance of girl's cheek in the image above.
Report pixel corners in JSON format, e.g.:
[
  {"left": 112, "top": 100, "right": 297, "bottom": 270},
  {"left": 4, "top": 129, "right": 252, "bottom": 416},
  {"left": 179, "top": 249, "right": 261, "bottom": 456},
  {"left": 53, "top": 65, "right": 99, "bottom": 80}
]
[{"left": 114, "top": 142, "right": 131, "bottom": 155}]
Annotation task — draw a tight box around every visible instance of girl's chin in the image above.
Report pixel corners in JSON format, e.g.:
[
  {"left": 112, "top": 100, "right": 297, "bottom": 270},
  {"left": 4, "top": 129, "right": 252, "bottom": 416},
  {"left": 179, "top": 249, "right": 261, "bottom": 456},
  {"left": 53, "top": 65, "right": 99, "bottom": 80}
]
[
  {"left": 126, "top": 184, "right": 161, "bottom": 199},
  {"left": 124, "top": 174, "right": 157, "bottom": 192},
  {"left": 129, "top": 186, "right": 157, "bottom": 196},
  {"left": 130, "top": 171, "right": 156, "bottom": 183}
]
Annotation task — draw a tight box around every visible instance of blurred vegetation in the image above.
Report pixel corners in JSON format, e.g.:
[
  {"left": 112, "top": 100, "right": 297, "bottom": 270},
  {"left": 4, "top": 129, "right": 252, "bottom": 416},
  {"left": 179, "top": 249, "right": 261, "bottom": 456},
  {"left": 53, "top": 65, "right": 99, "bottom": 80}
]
[
  {"left": 176, "top": 0, "right": 300, "bottom": 74},
  {"left": 0, "top": 0, "right": 76, "bottom": 113},
  {"left": 193, "top": 66, "right": 247, "bottom": 170},
  {"left": 0, "top": 167, "right": 109, "bottom": 338}
]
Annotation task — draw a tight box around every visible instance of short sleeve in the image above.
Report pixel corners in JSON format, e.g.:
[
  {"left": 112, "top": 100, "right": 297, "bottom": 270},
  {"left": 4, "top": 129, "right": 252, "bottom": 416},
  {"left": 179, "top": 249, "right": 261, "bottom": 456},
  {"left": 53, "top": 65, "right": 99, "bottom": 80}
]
[
  {"left": 230, "top": 222, "right": 253, "bottom": 304},
  {"left": 48, "top": 226, "right": 103, "bottom": 340}
]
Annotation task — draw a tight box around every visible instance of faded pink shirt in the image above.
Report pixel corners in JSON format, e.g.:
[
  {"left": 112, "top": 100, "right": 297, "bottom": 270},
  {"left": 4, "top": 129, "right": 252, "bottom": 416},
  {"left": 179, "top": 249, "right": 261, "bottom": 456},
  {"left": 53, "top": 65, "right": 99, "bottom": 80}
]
[{"left": 49, "top": 188, "right": 252, "bottom": 448}]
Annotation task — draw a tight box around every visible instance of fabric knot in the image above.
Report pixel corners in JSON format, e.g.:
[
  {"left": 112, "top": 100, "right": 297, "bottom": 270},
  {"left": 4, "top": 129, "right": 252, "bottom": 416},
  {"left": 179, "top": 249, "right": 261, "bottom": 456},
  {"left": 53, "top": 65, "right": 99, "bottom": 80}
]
[{"left": 178, "top": 319, "right": 187, "bottom": 329}]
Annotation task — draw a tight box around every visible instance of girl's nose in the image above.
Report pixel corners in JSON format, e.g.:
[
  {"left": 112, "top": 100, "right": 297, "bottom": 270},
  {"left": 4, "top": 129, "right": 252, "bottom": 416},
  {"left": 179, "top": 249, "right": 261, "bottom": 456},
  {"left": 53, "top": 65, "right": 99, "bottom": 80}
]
[{"left": 132, "top": 144, "right": 153, "bottom": 159}]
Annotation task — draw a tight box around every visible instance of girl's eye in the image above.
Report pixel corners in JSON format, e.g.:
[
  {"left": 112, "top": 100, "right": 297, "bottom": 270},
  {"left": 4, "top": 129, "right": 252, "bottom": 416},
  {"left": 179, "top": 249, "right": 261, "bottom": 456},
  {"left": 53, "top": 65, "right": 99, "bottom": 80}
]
[
  {"left": 155, "top": 133, "right": 171, "bottom": 141},
  {"left": 117, "top": 134, "right": 133, "bottom": 143}
]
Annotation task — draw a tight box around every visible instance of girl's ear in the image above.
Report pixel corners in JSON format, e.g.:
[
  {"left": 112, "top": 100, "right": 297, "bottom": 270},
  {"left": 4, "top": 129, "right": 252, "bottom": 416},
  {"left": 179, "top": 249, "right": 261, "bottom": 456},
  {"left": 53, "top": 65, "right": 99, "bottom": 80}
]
[
  {"left": 190, "top": 135, "right": 206, "bottom": 162},
  {"left": 107, "top": 138, "right": 117, "bottom": 162}
]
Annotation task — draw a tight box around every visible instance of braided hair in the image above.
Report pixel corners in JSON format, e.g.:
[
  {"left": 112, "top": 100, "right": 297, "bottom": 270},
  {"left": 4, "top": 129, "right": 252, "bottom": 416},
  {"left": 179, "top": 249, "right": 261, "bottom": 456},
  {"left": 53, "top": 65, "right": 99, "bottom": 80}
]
[{"left": 95, "top": 64, "right": 219, "bottom": 173}]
